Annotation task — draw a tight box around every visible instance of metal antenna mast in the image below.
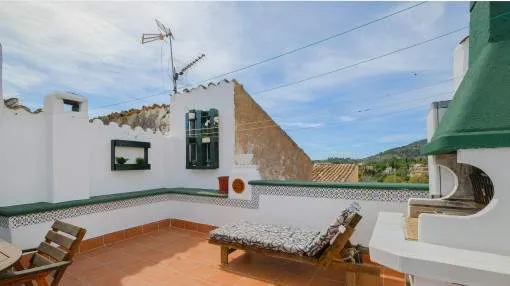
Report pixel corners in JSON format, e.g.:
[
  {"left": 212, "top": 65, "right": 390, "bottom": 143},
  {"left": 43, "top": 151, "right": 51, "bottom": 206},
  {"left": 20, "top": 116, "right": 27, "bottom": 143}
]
[{"left": 141, "top": 19, "right": 205, "bottom": 95}]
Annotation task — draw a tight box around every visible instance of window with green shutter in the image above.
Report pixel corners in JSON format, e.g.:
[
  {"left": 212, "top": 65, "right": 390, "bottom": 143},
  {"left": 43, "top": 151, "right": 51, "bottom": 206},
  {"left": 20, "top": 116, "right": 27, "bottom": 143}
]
[{"left": 185, "top": 109, "right": 219, "bottom": 169}]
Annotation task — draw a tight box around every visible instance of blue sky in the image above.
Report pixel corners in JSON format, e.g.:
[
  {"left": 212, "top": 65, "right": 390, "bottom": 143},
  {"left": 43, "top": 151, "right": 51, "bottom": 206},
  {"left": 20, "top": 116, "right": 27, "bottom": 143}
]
[{"left": 0, "top": 1, "right": 469, "bottom": 159}]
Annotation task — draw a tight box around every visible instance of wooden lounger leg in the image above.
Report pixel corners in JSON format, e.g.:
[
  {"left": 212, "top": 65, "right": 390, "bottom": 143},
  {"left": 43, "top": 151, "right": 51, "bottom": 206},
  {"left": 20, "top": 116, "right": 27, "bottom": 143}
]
[
  {"left": 220, "top": 246, "right": 236, "bottom": 265},
  {"left": 221, "top": 246, "right": 229, "bottom": 265}
]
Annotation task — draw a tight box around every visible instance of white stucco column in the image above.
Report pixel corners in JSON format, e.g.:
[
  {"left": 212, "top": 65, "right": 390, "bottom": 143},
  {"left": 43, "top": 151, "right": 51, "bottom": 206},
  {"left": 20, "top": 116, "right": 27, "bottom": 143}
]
[
  {"left": 44, "top": 92, "right": 90, "bottom": 202},
  {"left": 0, "top": 43, "right": 4, "bottom": 117},
  {"left": 426, "top": 101, "right": 451, "bottom": 197}
]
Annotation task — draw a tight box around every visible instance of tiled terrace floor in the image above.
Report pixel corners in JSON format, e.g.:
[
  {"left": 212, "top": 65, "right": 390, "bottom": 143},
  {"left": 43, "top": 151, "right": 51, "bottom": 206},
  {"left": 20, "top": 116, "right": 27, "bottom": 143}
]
[{"left": 62, "top": 227, "right": 353, "bottom": 286}]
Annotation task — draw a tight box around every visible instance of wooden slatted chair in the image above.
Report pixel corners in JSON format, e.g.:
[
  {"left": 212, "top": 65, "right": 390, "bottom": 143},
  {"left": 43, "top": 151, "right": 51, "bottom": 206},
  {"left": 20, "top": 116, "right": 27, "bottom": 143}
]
[{"left": 0, "top": 220, "right": 86, "bottom": 286}]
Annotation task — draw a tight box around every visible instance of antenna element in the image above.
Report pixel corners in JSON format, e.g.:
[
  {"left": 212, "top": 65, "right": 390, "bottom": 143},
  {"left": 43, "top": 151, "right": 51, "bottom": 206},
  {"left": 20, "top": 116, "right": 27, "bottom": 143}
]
[{"left": 141, "top": 19, "right": 205, "bottom": 95}]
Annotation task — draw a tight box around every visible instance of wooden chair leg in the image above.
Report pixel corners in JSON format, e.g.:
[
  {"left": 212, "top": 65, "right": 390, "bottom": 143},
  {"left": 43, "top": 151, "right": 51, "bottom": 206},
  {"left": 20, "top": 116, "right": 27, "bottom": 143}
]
[
  {"left": 51, "top": 267, "right": 68, "bottom": 286},
  {"left": 221, "top": 246, "right": 229, "bottom": 265},
  {"left": 345, "top": 272, "right": 357, "bottom": 286},
  {"left": 36, "top": 276, "right": 49, "bottom": 286}
]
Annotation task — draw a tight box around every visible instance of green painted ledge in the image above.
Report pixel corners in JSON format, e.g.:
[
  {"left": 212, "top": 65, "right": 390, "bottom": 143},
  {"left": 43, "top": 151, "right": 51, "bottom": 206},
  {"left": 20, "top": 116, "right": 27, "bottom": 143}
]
[
  {"left": 248, "top": 180, "right": 429, "bottom": 191},
  {"left": 0, "top": 188, "right": 226, "bottom": 217}
]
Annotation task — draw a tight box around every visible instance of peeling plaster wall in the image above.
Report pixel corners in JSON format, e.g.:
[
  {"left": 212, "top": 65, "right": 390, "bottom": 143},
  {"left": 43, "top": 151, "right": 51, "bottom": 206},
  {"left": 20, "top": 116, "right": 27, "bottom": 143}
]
[{"left": 234, "top": 83, "right": 312, "bottom": 180}]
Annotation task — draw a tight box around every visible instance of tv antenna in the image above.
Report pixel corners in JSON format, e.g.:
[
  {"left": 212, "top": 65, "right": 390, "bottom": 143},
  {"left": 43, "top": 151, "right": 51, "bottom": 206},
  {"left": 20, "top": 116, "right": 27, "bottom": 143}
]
[{"left": 141, "top": 19, "right": 205, "bottom": 95}]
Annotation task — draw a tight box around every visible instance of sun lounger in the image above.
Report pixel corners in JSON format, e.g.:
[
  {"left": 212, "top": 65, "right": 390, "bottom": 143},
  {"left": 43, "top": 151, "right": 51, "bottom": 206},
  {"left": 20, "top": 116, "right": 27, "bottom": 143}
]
[{"left": 208, "top": 203, "right": 373, "bottom": 273}]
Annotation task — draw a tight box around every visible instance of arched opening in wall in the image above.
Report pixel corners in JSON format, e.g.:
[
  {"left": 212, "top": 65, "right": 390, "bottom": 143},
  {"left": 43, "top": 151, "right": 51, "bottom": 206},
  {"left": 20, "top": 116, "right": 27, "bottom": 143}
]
[
  {"left": 408, "top": 163, "right": 494, "bottom": 218},
  {"left": 441, "top": 164, "right": 495, "bottom": 216},
  {"left": 469, "top": 167, "right": 494, "bottom": 207}
]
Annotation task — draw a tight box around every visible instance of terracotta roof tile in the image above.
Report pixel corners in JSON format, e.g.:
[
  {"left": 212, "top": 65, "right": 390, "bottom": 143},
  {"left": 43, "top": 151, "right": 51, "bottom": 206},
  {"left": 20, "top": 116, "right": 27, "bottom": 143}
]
[{"left": 312, "top": 163, "right": 358, "bottom": 182}]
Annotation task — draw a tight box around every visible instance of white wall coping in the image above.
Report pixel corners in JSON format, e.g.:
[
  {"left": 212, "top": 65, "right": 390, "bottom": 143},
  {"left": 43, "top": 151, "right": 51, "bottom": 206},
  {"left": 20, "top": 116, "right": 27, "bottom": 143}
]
[{"left": 369, "top": 212, "right": 510, "bottom": 286}]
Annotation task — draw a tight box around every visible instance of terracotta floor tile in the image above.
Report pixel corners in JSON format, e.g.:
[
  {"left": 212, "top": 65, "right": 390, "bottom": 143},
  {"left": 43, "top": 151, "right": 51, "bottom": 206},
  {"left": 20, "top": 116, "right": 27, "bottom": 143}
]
[
  {"left": 275, "top": 270, "right": 315, "bottom": 286},
  {"left": 309, "top": 277, "right": 345, "bottom": 286},
  {"left": 204, "top": 268, "right": 245, "bottom": 285},
  {"left": 64, "top": 227, "right": 362, "bottom": 286},
  {"left": 235, "top": 277, "right": 276, "bottom": 286},
  {"left": 60, "top": 274, "right": 84, "bottom": 286}
]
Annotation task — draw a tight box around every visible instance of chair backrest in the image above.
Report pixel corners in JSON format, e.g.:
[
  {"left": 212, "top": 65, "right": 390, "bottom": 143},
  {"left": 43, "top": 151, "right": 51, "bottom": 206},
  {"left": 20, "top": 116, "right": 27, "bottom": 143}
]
[
  {"left": 318, "top": 212, "right": 362, "bottom": 267},
  {"left": 31, "top": 220, "right": 87, "bottom": 268}
]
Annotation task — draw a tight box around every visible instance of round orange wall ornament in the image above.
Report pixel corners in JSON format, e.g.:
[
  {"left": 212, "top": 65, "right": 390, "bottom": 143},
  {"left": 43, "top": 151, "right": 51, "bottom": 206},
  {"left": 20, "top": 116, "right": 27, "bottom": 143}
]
[{"left": 232, "top": 178, "right": 245, "bottom": 194}]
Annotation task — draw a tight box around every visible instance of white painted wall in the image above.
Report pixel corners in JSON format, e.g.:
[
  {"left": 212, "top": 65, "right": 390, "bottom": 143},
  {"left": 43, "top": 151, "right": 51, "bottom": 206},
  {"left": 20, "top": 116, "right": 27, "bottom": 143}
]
[
  {"left": 228, "top": 165, "right": 261, "bottom": 200},
  {"left": 453, "top": 37, "right": 469, "bottom": 92},
  {"left": 0, "top": 81, "right": 262, "bottom": 205},
  {"left": 169, "top": 82, "right": 237, "bottom": 190},
  {"left": 10, "top": 189, "right": 415, "bottom": 248},
  {"left": 427, "top": 38, "right": 470, "bottom": 199},
  {"left": 88, "top": 120, "right": 176, "bottom": 196},
  {"left": 426, "top": 102, "right": 454, "bottom": 198},
  {"left": 45, "top": 93, "right": 90, "bottom": 202},
  {"left": 0, "top": 43, "right": 3, "bottom": 99},
  {"left": 0, "top": 108, "right": 48, "bottom": 206},
  {"left": 420, "top": 148, "right": 510, "bottom": 256},
  {"left": 11, "top": 200, "right": 171, "bottom": 248}
]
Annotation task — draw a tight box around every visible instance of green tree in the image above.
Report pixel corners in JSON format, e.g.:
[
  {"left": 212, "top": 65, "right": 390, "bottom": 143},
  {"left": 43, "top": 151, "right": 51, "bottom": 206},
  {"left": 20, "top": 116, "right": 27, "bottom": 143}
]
[
  {"left": 409, "top": 174, "right": 429, "bottom": 183},
  {"left": 383, "top": 175, "right": 405, "bottom": 183}
]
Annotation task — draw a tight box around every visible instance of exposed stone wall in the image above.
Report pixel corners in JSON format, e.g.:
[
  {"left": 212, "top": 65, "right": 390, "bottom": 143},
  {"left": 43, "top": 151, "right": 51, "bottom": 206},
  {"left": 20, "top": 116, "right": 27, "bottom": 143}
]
[
  {"left": 234, "top": 82, "right": 312, "bottom": 180},
  {"left": 96, "top": 104, "right": 170, "bottom": 133}
]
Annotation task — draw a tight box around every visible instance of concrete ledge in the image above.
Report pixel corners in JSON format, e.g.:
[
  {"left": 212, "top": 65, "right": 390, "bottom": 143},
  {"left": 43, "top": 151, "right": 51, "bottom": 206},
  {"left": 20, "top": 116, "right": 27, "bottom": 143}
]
[
  {"left": 249, "top": 180, "right": 429, "bottom": 191},
  {"left": 369, "top": 212, "right": 510, "bottom": 286},
  {"left": 0, "top": 188, "right": 226, "bottom": 217}
]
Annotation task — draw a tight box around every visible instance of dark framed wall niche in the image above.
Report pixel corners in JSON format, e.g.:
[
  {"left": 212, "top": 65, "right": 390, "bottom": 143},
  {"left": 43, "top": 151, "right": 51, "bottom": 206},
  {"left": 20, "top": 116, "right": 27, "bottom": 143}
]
[{"left": 111, "top": 140, "right": 151, "bottom": 171}]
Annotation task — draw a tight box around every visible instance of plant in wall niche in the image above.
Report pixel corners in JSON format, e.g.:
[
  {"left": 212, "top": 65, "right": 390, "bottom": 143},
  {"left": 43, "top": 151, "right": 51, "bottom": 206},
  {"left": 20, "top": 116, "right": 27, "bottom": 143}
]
[
  {"left": 115, "top": 157, "right": 128, "bottom": 165},
  {"left": 111, "top": 140, "right": 151, "bottom": 171}
]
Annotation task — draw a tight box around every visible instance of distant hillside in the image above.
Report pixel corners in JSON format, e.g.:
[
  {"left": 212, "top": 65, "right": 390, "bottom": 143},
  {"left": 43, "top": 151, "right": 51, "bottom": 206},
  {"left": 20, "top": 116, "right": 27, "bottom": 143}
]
[
  {"left": 315, "top": 139, "right": 429, "bottom": 183},
  {"left": 363, "top": 139, "right": 427, "bottom": 162},
  {"left": 314, "top": 139, "right": 427, "bottom": 163}
]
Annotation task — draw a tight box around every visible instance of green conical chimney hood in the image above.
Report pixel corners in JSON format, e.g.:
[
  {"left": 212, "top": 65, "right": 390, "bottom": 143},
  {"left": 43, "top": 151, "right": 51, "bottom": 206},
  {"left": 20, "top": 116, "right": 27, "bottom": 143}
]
[{"left": 422, "top": 2, "right": 510, "bottom": 155}]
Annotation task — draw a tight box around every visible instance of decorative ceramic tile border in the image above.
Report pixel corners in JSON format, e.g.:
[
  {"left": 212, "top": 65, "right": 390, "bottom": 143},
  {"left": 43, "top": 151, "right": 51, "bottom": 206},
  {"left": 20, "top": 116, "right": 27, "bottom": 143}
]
[
  {"left": 0, "top": 185, "right": 428, "bottom": 229},
  {"left": 4, "top": 194, "right": 169, "bottom": 229}
]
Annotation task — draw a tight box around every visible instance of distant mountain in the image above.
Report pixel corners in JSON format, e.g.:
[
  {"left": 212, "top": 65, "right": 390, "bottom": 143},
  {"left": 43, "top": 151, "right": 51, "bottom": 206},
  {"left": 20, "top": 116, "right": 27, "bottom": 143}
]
[
  {"left": 314, "top": 139, "right": 427, "bottom": 163},
  {"left": 363, "top": 139, "right": 427, "bottom": 162}
]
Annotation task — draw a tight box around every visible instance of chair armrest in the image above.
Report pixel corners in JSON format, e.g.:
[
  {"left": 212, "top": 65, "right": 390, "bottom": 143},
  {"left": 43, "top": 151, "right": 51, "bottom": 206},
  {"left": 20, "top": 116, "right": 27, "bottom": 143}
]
[
  {"left": 21, "top": 248, "right": 38, "bottom": 254},
  {"left": 0, "top": 260, "right": 72, "bottom": 279}
]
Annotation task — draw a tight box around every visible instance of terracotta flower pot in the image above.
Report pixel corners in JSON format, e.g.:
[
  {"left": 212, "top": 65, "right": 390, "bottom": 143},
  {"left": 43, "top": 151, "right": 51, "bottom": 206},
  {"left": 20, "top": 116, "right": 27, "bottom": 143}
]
[{"left": 218, "top": 176, "right": 229, "bottom": 194}]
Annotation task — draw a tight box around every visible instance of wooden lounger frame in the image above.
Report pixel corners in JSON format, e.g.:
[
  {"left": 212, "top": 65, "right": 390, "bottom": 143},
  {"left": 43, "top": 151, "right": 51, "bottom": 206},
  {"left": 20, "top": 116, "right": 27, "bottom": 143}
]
[{"left": 209, "top": 213, "right": 381, "bottom": 284}]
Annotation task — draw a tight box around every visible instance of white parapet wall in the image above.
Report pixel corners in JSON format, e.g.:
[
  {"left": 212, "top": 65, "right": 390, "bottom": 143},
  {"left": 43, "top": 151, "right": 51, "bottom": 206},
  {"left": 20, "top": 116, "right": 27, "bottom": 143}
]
[
  {"left": 0, "top": 92, "right": 177, "bottom": 206},
  {"left": 1, "top": 181, "right": 429, "bottom": 249},
  {"left": 0, "top": 81, "right": 260, "bottom": 207}
]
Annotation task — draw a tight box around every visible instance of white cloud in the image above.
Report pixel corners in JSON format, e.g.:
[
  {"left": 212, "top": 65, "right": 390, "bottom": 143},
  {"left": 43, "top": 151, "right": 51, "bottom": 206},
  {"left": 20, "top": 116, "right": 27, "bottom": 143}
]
[
  {"left": 0, "top": 2, "right": 468, "bottom": 158},
  {"left": 339, "top": 115, "right": 356, "bottom": 122},
  {"left": 3, "top": 64, "right": 44, "bottom": 90}
]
